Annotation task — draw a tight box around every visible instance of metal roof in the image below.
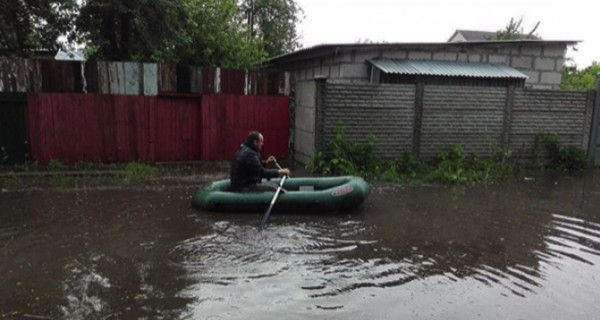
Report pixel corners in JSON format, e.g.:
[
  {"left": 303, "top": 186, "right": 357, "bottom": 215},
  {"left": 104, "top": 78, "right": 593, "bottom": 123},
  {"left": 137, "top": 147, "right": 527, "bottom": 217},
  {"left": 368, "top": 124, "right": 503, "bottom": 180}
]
[
  {"left": 268, "top": 40, "right": 579, "bottom": 64},
  {"left": 368, "top": 59, "right": 528, "bottom": 79}
]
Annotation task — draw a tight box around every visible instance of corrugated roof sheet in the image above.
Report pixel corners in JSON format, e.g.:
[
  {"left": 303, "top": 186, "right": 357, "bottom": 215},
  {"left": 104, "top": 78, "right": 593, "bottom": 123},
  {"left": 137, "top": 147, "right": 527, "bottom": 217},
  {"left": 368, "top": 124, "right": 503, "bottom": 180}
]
[{"left": 368, "top": 59, "right": 528, "bottom": 79}]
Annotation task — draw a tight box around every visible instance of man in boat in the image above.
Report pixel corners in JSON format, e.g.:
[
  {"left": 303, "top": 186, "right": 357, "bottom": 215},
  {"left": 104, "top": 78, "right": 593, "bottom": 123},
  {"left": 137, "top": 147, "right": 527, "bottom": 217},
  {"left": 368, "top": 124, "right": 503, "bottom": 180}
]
[{"left": 230, "top": 131, "right": 290, "bottom": 192}]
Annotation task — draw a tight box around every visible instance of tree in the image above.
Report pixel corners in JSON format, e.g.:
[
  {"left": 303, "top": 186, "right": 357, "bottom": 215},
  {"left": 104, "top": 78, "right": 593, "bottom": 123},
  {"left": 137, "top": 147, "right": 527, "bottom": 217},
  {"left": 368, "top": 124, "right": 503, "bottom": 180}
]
[
  {"left": 75, "top": 0, "right": 187, "bottom": 62},
  {"left": 75, "top": 0, "right": 266, "bottom": 67},
  {"left": 0, "top": 0, "right": 77, "bottom": 57},
  {"left": 487, "top": 17, "right": 541, "bottom": 41},
  {"left": 3, "top": 0, "right": 301, "bottom": 67},
  {"left": 561, "top": 62, "right": 600, "bottom": 90},
  {"left": 178, "top": 0, "right": 266, "bottom": 67},
  {"left": 239, "top": 0, "right": 303, "bottom": 57}
]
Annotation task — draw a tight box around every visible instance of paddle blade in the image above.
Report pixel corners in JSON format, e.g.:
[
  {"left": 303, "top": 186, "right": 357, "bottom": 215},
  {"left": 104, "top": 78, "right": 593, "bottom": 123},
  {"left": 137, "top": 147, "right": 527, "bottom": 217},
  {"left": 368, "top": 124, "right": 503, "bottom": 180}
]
[{"left": 258, "top": 176, "right": 287, "bottom": 230}]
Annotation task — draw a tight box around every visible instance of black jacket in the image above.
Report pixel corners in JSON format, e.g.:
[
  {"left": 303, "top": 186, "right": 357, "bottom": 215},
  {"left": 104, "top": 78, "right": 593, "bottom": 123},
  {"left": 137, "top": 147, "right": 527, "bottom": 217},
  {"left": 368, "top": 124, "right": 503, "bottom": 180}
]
[{"left": 229, "top": 143, "right": 279, "bottom": 191}]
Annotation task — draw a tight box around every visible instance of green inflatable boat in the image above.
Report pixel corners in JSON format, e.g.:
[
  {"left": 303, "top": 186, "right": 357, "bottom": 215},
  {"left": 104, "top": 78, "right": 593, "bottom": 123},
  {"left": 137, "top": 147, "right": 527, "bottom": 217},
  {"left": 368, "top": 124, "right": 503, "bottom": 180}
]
[{"left": 192, "top": 176, "right": 371, "bottom": 213}]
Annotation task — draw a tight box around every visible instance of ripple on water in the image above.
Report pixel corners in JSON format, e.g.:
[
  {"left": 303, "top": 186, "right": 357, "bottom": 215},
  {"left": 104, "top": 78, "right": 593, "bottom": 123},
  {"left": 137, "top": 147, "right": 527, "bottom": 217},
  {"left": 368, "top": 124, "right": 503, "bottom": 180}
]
[{"left": 175, "top": 200, "right": 600, "bottom": 319}]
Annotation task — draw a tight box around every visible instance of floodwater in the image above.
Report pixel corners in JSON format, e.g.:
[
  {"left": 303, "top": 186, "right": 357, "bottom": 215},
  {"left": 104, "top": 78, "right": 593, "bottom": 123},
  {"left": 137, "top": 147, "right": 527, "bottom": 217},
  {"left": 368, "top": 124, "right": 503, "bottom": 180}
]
[{"left": 1, "top": 170, "right": 600, "bottom": 320}]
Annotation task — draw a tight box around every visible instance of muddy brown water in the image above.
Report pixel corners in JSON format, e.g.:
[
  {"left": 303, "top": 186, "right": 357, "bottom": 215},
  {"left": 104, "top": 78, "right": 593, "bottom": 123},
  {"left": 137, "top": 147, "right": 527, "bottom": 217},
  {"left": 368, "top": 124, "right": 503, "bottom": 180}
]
[{"left": 1, "top": 171, "right": 599, "bottom": 319}]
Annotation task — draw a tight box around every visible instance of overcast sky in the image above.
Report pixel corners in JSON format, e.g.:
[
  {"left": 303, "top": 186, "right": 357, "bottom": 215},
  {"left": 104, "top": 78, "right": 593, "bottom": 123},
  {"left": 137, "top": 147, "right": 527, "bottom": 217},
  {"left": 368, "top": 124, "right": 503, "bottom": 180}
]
[{"left": 294, "top": 0, "right": 597, "bottom": 68}]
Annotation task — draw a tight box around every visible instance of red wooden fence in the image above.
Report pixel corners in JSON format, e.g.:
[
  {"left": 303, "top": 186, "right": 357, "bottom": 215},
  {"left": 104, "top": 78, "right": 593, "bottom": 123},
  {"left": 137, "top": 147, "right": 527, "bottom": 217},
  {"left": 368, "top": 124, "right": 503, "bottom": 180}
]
[
  {"left": 25, "top": 93, "right": 289, "bottom": 164},
  {"left": 201, "top": 94, "right": 290, "bottom": 160}
]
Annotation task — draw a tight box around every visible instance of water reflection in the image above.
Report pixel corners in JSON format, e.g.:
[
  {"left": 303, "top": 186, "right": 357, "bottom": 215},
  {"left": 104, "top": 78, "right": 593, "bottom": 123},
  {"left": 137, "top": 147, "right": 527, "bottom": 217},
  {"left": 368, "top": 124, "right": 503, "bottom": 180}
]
[
  {"left": 177, "top": 172, "right": 600, "bottom": 319},
  {"left": 0, "top": 187, "right": 197, "bottom": 319},
  {"left": 1, "top": 172, "right": 599, "bottom": 319}
]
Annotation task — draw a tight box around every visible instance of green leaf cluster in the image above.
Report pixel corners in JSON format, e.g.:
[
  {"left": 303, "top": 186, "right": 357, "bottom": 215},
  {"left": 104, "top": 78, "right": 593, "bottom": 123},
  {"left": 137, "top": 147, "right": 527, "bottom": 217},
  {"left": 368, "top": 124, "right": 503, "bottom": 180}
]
[
  {"left": 238, "top": 0, "right": 302, "bottom": 57},
  {"left": 2, "top": 0, "right": 302, "bottom": 67},
  {"left": 428, "top": 145, "right": 513, "bottom": 184},
  {"left": 306, "top": 125, "right": 380, "bottom": 178},
  {"left": 561, "top": 62, "right": 600, "bottom": 90},
  {"left": 306, "top": 124, "right": 518, "bottom": 185},
  {"left": 0, "top": 0, "right": 78, "bottom": 56}
]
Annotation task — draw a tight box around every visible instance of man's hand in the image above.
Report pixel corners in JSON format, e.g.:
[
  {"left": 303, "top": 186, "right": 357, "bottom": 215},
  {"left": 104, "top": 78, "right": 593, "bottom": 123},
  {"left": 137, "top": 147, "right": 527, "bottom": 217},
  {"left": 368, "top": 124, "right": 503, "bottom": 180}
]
[
  {"left": 278, "top": 168, "right": 290, "bottom": 176},
  {"left": 266, "top": 156, "right": 276, "bottom": 163}
]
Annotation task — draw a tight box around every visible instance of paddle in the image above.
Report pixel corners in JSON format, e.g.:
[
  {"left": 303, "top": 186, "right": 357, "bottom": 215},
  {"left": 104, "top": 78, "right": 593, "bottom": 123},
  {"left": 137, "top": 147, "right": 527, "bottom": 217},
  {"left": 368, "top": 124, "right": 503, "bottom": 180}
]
[{"left": 258, "top": 175, "right": 287, "bottom": 230}]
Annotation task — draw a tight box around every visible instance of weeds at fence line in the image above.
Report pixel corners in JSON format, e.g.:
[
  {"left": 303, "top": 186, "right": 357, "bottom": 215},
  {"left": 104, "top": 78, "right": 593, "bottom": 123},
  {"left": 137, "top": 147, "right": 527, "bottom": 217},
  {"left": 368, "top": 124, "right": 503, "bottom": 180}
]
[
  {"left": 48, "top": 159, "right": 65, "bottom": 171},
  {"left": 306, "top": 125, "right": 589, "bottom": 185},
  {"left": 124, "top": 162, "right": 159, "bottom": 183},
  {"left": 534, "top": 133, "right": 590, "bottom": 171}
]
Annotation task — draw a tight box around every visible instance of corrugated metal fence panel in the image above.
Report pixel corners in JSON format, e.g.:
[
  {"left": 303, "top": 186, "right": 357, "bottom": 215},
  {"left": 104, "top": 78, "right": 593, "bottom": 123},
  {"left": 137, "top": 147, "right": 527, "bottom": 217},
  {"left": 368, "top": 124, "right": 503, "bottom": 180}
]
[
  {"left": 189, "top": 66, "right": 203, "bottom": 94},
  {"left": 0, "top": 93, "right": 28, "bottom": 164},
  {"left": 24, "top": 92, "right": 289, "bottom": 163},
  {"left": 201, "top": 94, "right": 289, "bottom": 161},
  {"left": 124, "top": 62, "right": 140, "bottom": 95},
  {"left": 154, "top": 95, "right": 202, "bottom": 162},
  {"left": 220, "top": 69, "right": 246, "bottom": 94},
  {"left": 1, "top": 58, "right": 293, "bottom": 96},
  {"left": 143, "top": 63, "right": 158, "bottom": 95},
  {"left": 202, "top": 67, "right": 216, "bottom": 94},
  {"left": 159, "top": 64, "right": 178, "bottom": 93},
  {"left": 26, "top": 93, "right": 152, "bottom": 163},
  {"left": 109, "top": 62, "right": 125, "bottom": 94},
  {"left": 0, "top": 58, "right": 42, "bottom": 92},
  {"left": 41, "top": 60, "right": 83, "bottom": 92}
]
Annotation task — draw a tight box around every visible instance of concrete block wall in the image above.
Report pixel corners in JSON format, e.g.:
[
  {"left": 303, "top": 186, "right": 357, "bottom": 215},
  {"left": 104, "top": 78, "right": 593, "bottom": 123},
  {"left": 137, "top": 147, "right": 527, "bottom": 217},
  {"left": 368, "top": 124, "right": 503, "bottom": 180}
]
[
  {"left": 509, "top": 89, "right": 592, "bottom": 156},
  {"left": 318, "top": 82, "right": 415, "bottom": 159},
  {"left": 288, "top": 43, "right": 567, "bottom": 89},
  {"left": 294, "top": 79, "right": 594, "bottom": 164},
  {"left": 420, "top": 86, "right": 507, "bottom": 159}
]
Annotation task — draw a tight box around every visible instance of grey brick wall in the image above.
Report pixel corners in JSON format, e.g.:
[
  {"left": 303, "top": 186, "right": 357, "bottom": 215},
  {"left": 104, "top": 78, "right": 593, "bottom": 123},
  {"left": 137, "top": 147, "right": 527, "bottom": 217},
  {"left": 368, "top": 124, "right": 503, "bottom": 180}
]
[
  {"left": 319, "top": 83, "right": 414, "bottom": 159},
  {"left": 420, "top": 86, "right": 507, "bottom": 159},
  {"left": 510, "top": 89, "right": 591, "bottom": 156},
  {"left": 303, "top": 80, "right": 594, "bottom": 163},
  {"left": 285, "top": 43, "right": 568, "bottom": 89}
]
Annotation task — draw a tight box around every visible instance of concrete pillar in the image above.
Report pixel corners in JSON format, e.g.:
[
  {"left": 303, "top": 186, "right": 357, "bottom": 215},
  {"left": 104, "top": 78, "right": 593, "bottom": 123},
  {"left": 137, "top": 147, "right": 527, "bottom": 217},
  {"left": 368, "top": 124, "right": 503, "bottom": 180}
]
[
  {"left": 503, "top": 85, "right": 515, "bottom": 149},
  {"left": 590, "top": 77, "right": 600, "bottom": 166},
  {"left": 412, "top": 82, "right": 424, "bottom": 155}
]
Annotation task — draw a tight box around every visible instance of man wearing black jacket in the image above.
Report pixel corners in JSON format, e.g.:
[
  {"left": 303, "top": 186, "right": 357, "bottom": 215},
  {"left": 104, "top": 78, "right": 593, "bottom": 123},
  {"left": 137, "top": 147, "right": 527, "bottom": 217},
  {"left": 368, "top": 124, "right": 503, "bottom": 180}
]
[{"left": 229, "top": 131, "right": 290, "bottom": 192}]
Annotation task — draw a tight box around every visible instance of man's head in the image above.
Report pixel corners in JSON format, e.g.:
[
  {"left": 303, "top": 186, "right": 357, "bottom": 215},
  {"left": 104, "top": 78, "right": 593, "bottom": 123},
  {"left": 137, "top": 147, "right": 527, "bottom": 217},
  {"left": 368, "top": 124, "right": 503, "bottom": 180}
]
[{"left": 245, "top": 131, "right": 264, "bottom": 151}]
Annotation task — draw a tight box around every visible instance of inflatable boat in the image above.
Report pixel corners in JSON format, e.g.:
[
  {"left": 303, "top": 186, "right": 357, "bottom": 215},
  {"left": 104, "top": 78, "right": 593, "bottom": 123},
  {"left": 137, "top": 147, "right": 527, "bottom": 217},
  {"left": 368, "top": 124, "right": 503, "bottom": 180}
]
[{"left": 192, "top": 176, "right": 371, "bottom": 213}]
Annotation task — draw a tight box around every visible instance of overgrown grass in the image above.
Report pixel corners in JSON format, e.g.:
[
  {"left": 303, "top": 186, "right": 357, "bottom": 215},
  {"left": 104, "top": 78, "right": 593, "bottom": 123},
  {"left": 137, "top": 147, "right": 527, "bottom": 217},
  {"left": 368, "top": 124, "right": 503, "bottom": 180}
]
[
  {"left": 124, "top": 162, "right": 159, "bottom": 183},
  {"left": 307, "top": 125, "right": 589, "bottom": 185},
  {"left": 534, "top": 133, "right": 590, "bottom": 171}
]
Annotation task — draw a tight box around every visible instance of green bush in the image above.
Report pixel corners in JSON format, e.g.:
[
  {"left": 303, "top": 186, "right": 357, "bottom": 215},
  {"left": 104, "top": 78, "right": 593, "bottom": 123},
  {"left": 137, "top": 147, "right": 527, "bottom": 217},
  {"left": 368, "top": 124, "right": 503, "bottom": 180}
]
[
  {"left": 306, "top": 127, "right": 590, "bottom": 185},
  {"left": 306, "top": 124, "right": 380, "bottom": 178},
  {"left": 48, "top": 159, "right": 65, "bottom": 171},
  {"left": 535, "top": 133, "right": 589, "bottom": 171},
  {"left": 426, "top": 144, "right": 514, "bottom": 184},
  {"left": 378, "top": 152, "right": 428, "bottom": 183},
  {"left": 429, "top": 145, "right": 469, "bottom": 183}
]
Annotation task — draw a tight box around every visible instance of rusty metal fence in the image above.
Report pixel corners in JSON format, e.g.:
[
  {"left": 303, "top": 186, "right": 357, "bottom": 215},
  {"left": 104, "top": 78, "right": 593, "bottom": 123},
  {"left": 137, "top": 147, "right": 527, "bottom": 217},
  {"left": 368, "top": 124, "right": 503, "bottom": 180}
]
[
  {"left": 0, "top": 58, "right": 292, "bottom": 96},
  {"left": 0, "top": 57, "right": 293, "bottom": 164}
]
